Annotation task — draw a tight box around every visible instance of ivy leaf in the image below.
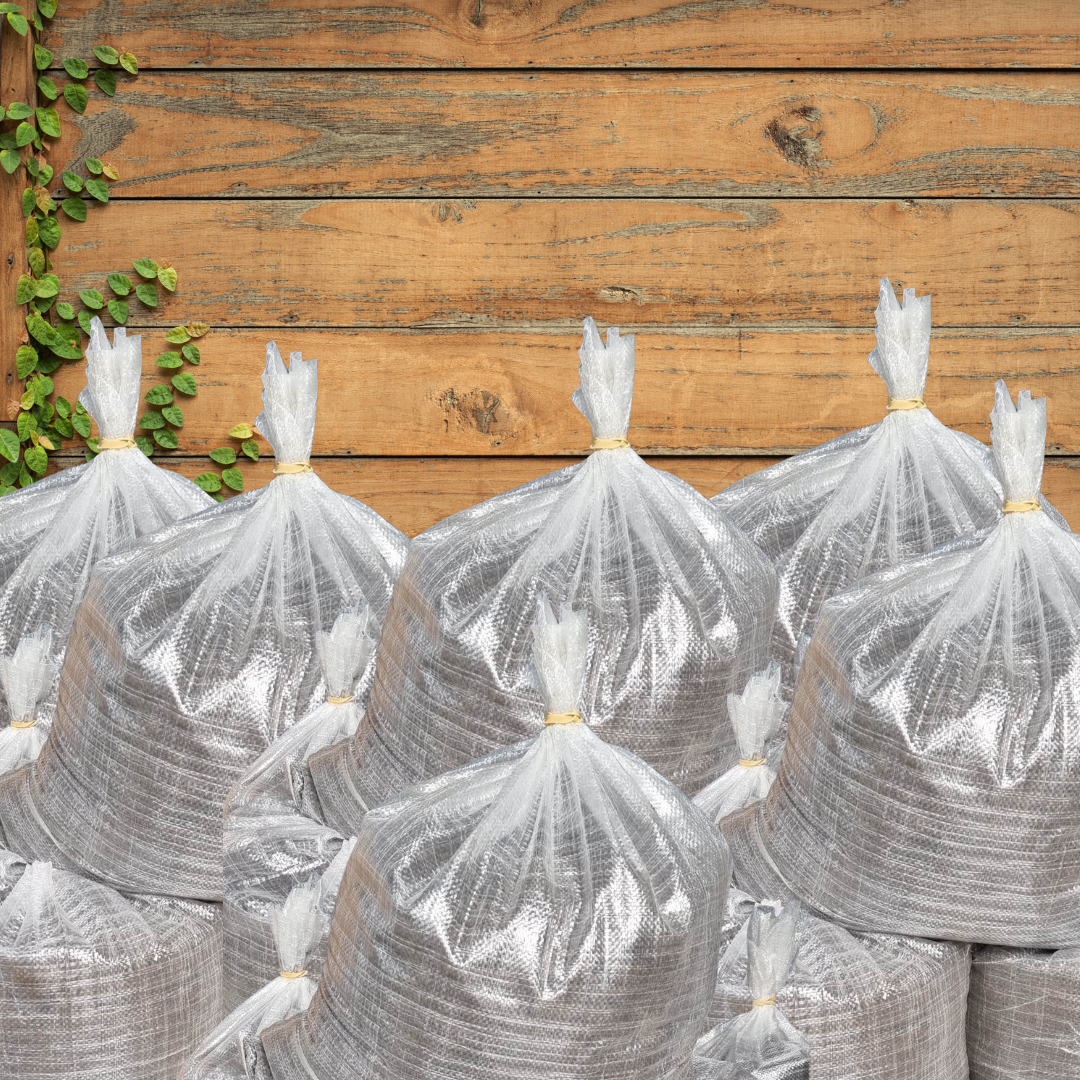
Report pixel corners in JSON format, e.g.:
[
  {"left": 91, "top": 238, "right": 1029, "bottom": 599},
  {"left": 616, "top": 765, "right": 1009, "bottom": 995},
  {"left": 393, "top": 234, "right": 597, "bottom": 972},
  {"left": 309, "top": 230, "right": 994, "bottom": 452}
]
[
  {"left": 133, "top": 258, "right": 158, "bottom": 279},
  {"left": 135, "top": 282, "right": 158, "bottom": 307},
  {"left": 135, "top": 435, "right": 154, "bottom": 456},
  {"left": 35, "top": 107, "right": 61, "bottom": 138},
  {"left": 60, "top": 195, "right": 86, "bottom": 221},
  {"left": 164, "top": 325, "right": 190, "bottom": 344},
  {"left": 5, "top": 12, "right": 27, "bottom": 35},
  {"left": 20, "top": 186, "right": 33, "bottom": 216},
  {"left": 56, "top": 301, "right": 75, "bottom": 320},
  {"left": 0, "top": 429, "right": 20, "bottom": 463},
  {"left": 153, "top": 427, "right": 178, "bottom": 449},
  {"left": 33, "top": 295, "right": 54, "bottom": 314},
  {"left": 84, "top": 177, "right": 109, "bottom": 203},
  {"left": 186, "top": 322, "right": 210, "bottom": 338},
  {"left": 36, "top": 76, "right": 58, "bottom": 101},
  {"left": 35, "top": 374, "right": 54, "bottom": 400},
  {"left": 107, "top": 298, "right": 128, "bottom": 324},
  {"left": 20, "top": 387, "right": 34, "bottom": 410},
  {"left": 209, "top": 446, "right": 235, "bottom": 465},
  {"left": 62, "top": 57, "right": 89, "bottom": 80},
  {"left": 56, "top": 322, "right": 78, "bottom": 347},
  {"left": 0, "top": 149, "right": 20, "bottom": 173},
  {"left": 138, "top": 411, "right": 165, "bottom": 430},
  {"left": 15, "top": 122, "right": 35, "bottom": 147},
  {"left": 228, "top": 423, "right": 253, "bottom": 440},
  {"left": 93, "top": 45, "right": 120, "bottom": 65},
  {"left": 221, "top": 467, "right": 244, "bottom": 492},
  {"left": 0, "top": 6, "right": 26, "bottom": 16},
  {"left": 38, "top": 0, "right": 57, "bottom": 16},
  {"left": 38, "top": 434, "right": 56, "bottom": 451},
  {"left": 72, "top": 411, "right": 92, "bottom": 437},
  {"left": 106, "top": 273, "right": 131, "bottom": 295},
  {"left": 37, "top": 216, "right": 60, "bottom": 248},
  {"left": 16, "top": 345, "right": 38, "bottom": 378},
  {"left": 241, "top": 439, "right": 259, "bottom": 461},
  {"left": 61, "top": 172, "right": 82, "bottom": 193},
  {"left": 194, "top": 472, "right": 221, "bottom": 493},
  {"left": 94, "top": 68, "right": 116, "bottom": 96},
  {"left": 77, "top": 309, "right": 94, "bottom": 334},
  {"left": 79, "top": 288, "right": 104, "bottom": 309},
  {"left": 102, "top": 162, "right": 119, "bottom": 180},
  {"left": 145, "top": 384, "right": 173, "bottom": 405},
  {"left": 5, "top": 102, "right": 31, "bottom": 120},
  {"left": 85, "top": 157, "right": 103, "bottom": 175},
  {"left": 27, "top": 247, "right": 44, "bottom": 274},
  {"left": 23, "top": 445, "right": 47, "bottom": 475},
  {"left": 120, "top": 52, "right": 138, "bottom": 75},
  {"left": 156, "top": 266, "right": 177, "bottom": 292},
  {"left": 35, "top": 273, "right": 59, "bottom": 298},
  {"left": 34, "top": 187, "right": 52, "bottom": 214},
  {"left": 155, "top": 351, "right": 182, "bottom": 368},
  {"left": 162, "top": 405, "right": 183, "bottom": 427},
  {"left": 16, "top": 274, "right": 36, "bottom": 304},
  {"left": 33, "top": 43, "right": 52, "bottom": 69},
  {"left": 172, "top": 372, "right": 197, "bottom": 396},
  {"left": 23, "top": 155, "right": 38, "bottom": 179},
  {"left": 53, "top": 415, "right": 72, "bottom": 437},
  {"left": 181, "top": 344, "right": 200, "bottom": 365},
  {"left": 17, "top": 411, "right": 37, "bottom": 440},
  {"left": 39, "top": 161, "right": 54, "bottom": 186},
  {"left": 55, "top": 396, "right": 71, "bottom": 418},
  {"left": 63, "top": 83, "right": 89, "bottom": 114}
]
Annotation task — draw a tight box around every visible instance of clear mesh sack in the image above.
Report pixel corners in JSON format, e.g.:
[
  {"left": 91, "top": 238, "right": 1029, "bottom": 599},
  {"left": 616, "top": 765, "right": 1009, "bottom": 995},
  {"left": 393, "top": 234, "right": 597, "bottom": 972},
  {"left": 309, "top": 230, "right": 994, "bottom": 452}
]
[
  {"left": 699, "top": 889, "right": 971, "bottom": 1080},
  {"left": 967, "top": 944, "right": 1080, "bottom": 1080},
  {"left": 0, "top": 626, "right": 56, "bottom": 774},
  {"left": 182, "top": 878, "right": 325, "bottom": 1080},
  {"left": 261, "top": 600, "right": 731, "bottom": 1080},
  {"left": 0, "top": 344, "right": 409, "bottom": 900},
  {"left": 722, "top": 381, "right": 1080, "bottom": 946},
  {"left": 713, "top": 279, "right": 1003, "bottom": 695},
  {"left": 693, "top": 664, "right": 786, "bottom": 824},
  {"left": 0, "top": 319, "right": 212, "bottom": 737},
  {"left": 0, "top": 849, "right": 222, "bottom": 1079},
  {"left": 310, "top": 317, "right": 777, "bottom": 832}
]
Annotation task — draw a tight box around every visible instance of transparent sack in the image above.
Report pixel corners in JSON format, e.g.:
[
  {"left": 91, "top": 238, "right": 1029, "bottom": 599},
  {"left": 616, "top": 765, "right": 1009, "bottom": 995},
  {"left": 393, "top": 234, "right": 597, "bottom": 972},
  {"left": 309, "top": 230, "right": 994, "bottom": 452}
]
[
  {"left": 0, "top": 319, "right": 212, "bottom": 736},
  {"left": 694, "top": 663, "right": 786, "bottom": 824},
  {"left": 310, "top": 317, "right": 777, "bottom": 833},
  {"left": 700, "top": 887, "right": 971, "bottom": 1080},
  {"left": 723, "top": 381, "right": 1080, "bottom": 946},
  {"left": 713, "top": 279, "right": 1003, "bottom": 695},
  {"left": 261, "top": 601, "right": 731, "bottom": 1080},
  {"left": 182, "top": 878, "right": 325, "bottom": 1080},
  {"left": 0, "top": 344, "right": 409, "bottom": 900},
  {"left": 967, "top": 944, "right": 1080, "bottom": 1080},
  {"left": 0, "top": 626, "right": 56, "bottom": 774},
  {"left": 0, "top": 849, "right": 222, "bottom": 1080}
]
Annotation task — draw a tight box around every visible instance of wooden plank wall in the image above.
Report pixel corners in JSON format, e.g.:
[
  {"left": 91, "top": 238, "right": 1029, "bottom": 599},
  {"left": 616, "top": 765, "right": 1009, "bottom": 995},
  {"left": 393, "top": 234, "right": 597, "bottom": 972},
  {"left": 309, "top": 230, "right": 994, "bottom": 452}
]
[{"left": 5, "top": 0, "right": 1080, "bottom": 535}]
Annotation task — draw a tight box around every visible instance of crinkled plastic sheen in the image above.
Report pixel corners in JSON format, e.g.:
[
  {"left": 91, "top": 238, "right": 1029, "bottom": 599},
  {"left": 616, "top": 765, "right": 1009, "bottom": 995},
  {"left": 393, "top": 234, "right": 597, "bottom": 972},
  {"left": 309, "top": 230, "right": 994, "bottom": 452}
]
[
  {"left": 262, "top": 603, "right": 730, "bottom": 1080},
  {"left": 310, "top": 318, "right": 776, "bottom": 832},
  {"left": 0, "top": 852, "right": 222, "bottom": 1080},
  {"left": 0, "top": 319, "right": 212, "bottom": 735},
  {"left": 713, "top": 279, "right": 1002, "bottom": 695},
  {"left": 967, "top": 944, "right": 1080, "bottom": 1080},
  {"left": 723, "top": 381, "right": 1080, "bottom": 947},
  {"left": 0, "top": 345, "right": 408, "bottom": 899}
]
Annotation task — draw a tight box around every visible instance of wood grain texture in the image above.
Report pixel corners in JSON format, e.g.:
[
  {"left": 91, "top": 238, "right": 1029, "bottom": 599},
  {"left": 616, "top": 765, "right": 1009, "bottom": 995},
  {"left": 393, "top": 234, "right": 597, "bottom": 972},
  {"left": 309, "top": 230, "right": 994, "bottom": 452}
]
[
  {"left": 45, "top": 452, "right": 1080, "bottom": 536},
  {"left": 40, "top": 198, "right": 1080, "bottom": 329},
  {"left": 50, "top": 70, "right": 1080, "bottom": 199},
  {"left": 39, "top": 327, "right": 1080, "bottom": 457},
  {"left": 41, "top": 0, "right": 1080, "bottom": 70}
]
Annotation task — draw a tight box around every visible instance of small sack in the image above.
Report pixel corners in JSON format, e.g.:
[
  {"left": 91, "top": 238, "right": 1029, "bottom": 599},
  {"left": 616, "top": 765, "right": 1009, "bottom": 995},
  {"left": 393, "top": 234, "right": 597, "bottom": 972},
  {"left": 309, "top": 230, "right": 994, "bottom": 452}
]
[
  {"left": 261, "top": 601, "right": 730, "bottom": 1080},
  {"left": 0, "top": 319, "right": 212, "bottom": 735},
  {"left": 724, "top": 381, "right": 1080, "bottom": 946},
  {"left": 0, "top": 345, "right": 409, "bottom": 900},
  {"left": 713, "top": 279, "right": 1002, "bottom": 694},
  {"left": 967, "top": 945, "right": 1080, "bottom": 1080},
  {"left": 0, "top": 627, "right": 56, "bottom": 774},
  {"left": 311, "top": 317, "right": 777, "bottom": 832},
  {"left": 0, "top": 851, "right": 222, "bottom": 1080},
  {"left": 694, "top": 663, "right": 786, "bottom": 824},
  {"left": 182, "top": 879, "right": 325, "bottom": 1080},
  {"left": 701, "top": 890, "right": 971, "bottom": 1080}
]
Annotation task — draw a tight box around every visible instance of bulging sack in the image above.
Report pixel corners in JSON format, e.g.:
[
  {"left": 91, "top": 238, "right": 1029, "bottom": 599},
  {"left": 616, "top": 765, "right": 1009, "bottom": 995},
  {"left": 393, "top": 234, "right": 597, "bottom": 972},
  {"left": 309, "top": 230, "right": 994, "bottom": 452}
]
[
  {"left": 0, "top": 345, "right": 409, "bottom": 900},
  {"left": 713, "top": 279, "right": 1002, "bottom": 694},
  {"left": 0, "top": 319, "right": 212, "bottom": 736},
  {"left": 724, "top": 381, "right": 1080, "bottom": 946},
  {"left": 0, "top": 850, "right": 222, "bottom": 1080},
  {"left": 311, "top": 317, "right": 776, "bottom": 831},
  {"left": 967, "top": 945, "right": 1080, "bottom": 1080},
  {"left": 261, "top": 601, "right": 731, "bottom": 1080}
]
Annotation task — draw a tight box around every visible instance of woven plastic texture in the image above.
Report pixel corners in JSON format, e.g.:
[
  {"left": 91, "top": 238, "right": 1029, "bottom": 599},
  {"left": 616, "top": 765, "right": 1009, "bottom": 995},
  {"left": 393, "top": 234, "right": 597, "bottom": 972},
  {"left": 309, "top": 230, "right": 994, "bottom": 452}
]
[
  {"left": 712, "top": 279, "right": 1003, "bottom": 695},
  {"left": 309, "top": 318, "right": 776, "bottom": 833},
  {"left": 0, "top": 626, "right": 56, "bottom": 774},
  {"left": 0, "top": 344, "right": 409, "bottom": 900},
  {"left": 967, "top": 945, "right": 1080, "bottom": 1080},
  {"left": 701, "top": 889, "right": 970, "bottom": 1080},
  {"left": 0, "top": 850, "right": 222, "bottom": 1080},
  {"left": 722, "top": 383, "right": 1080, "bottom": 946},
  {"left": 262, "top": 601, "right": 730, "bottom": 1080},
  {"left": 182, "top": 878, "right": 324, "bottom": 1080},
  {"left": 0, "top": 320, "right": 212, "bottom": 736}
]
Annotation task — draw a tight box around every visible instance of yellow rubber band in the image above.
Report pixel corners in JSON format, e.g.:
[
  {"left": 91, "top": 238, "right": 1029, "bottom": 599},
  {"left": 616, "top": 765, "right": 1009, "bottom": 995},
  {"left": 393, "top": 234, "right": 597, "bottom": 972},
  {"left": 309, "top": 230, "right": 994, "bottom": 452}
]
[
  {"left": 279, "top": 970, "right": 307, "bottom": 980},
  {"left": 9, "top": 719, "right": 37, "bottom": 730},
  {"left": 1003, "top": 499, "right": 1041, "bottom": 514},
  {"left": 544, "top": 711, "right": 583, "bottom": 726},
  {"left": 327, "top": 694, "right": 354, "bottom": 705},
  {"left": 886, "top": 398, "right": 926, "bottom": 412},
  {"left": 273, "top": 462, "right": 313, "bottom": 475},
  {"left": 739, "top": 757, "right": 767, "bottom": 768},
  {"left": 97, "top": 436, "right": 137, "bottom": 450},
  {"left": 590, "top": 437, "right": 630, "bottom": 450},
  {"left": 752, "top": 995, "right": 777, "bottom": 1007}
]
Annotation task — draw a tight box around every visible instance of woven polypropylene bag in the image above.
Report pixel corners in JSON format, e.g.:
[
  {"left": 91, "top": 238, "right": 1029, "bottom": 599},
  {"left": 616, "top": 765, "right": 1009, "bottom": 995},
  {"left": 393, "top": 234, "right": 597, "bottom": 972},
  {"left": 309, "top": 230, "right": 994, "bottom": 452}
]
[
  {"left": 967, "top": 945, "right": 1080, "bottom": 1080},
  {"left": 261, "top": 601, "right": 730, "bottom": 1080},
  {"left": 0, "top": 851, "right": 221, "bottom": 1080},
  {"left": 723, "top": 381, "right": 1080, "bottom": 947},
  {"left": 0, "top": 627, "right": 56, "bottom": 775},
  {"left": 0, "top": 319, "right": 212, "bottom": 738},
  {"left": 0, "top": 344, "right": 409, "bottom": 900},
  {"left": 713, "top": 279, "right": 1002, "bottom": 695},
  {"left": 310, "top": 318, "right": 776, "bottom": 832}
]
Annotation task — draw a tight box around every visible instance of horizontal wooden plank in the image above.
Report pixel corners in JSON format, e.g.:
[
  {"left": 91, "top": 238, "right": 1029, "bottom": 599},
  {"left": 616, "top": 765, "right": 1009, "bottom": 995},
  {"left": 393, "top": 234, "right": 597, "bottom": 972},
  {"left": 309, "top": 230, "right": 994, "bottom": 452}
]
[
  {"left": 45, "top": 453, "right": 1080, "bottom": 537},
  {"left": 51, "top": 71, "right": 1080, "bottom": 199},
  {"left": 42, "top": 199, "right": 1080, "bottom": 329},
  {"left": 43, "top": 1, "right": 1080, "bottom": 69},
  {"left": 35, "top": 327, "right": 1080, "bottom": 457}
]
